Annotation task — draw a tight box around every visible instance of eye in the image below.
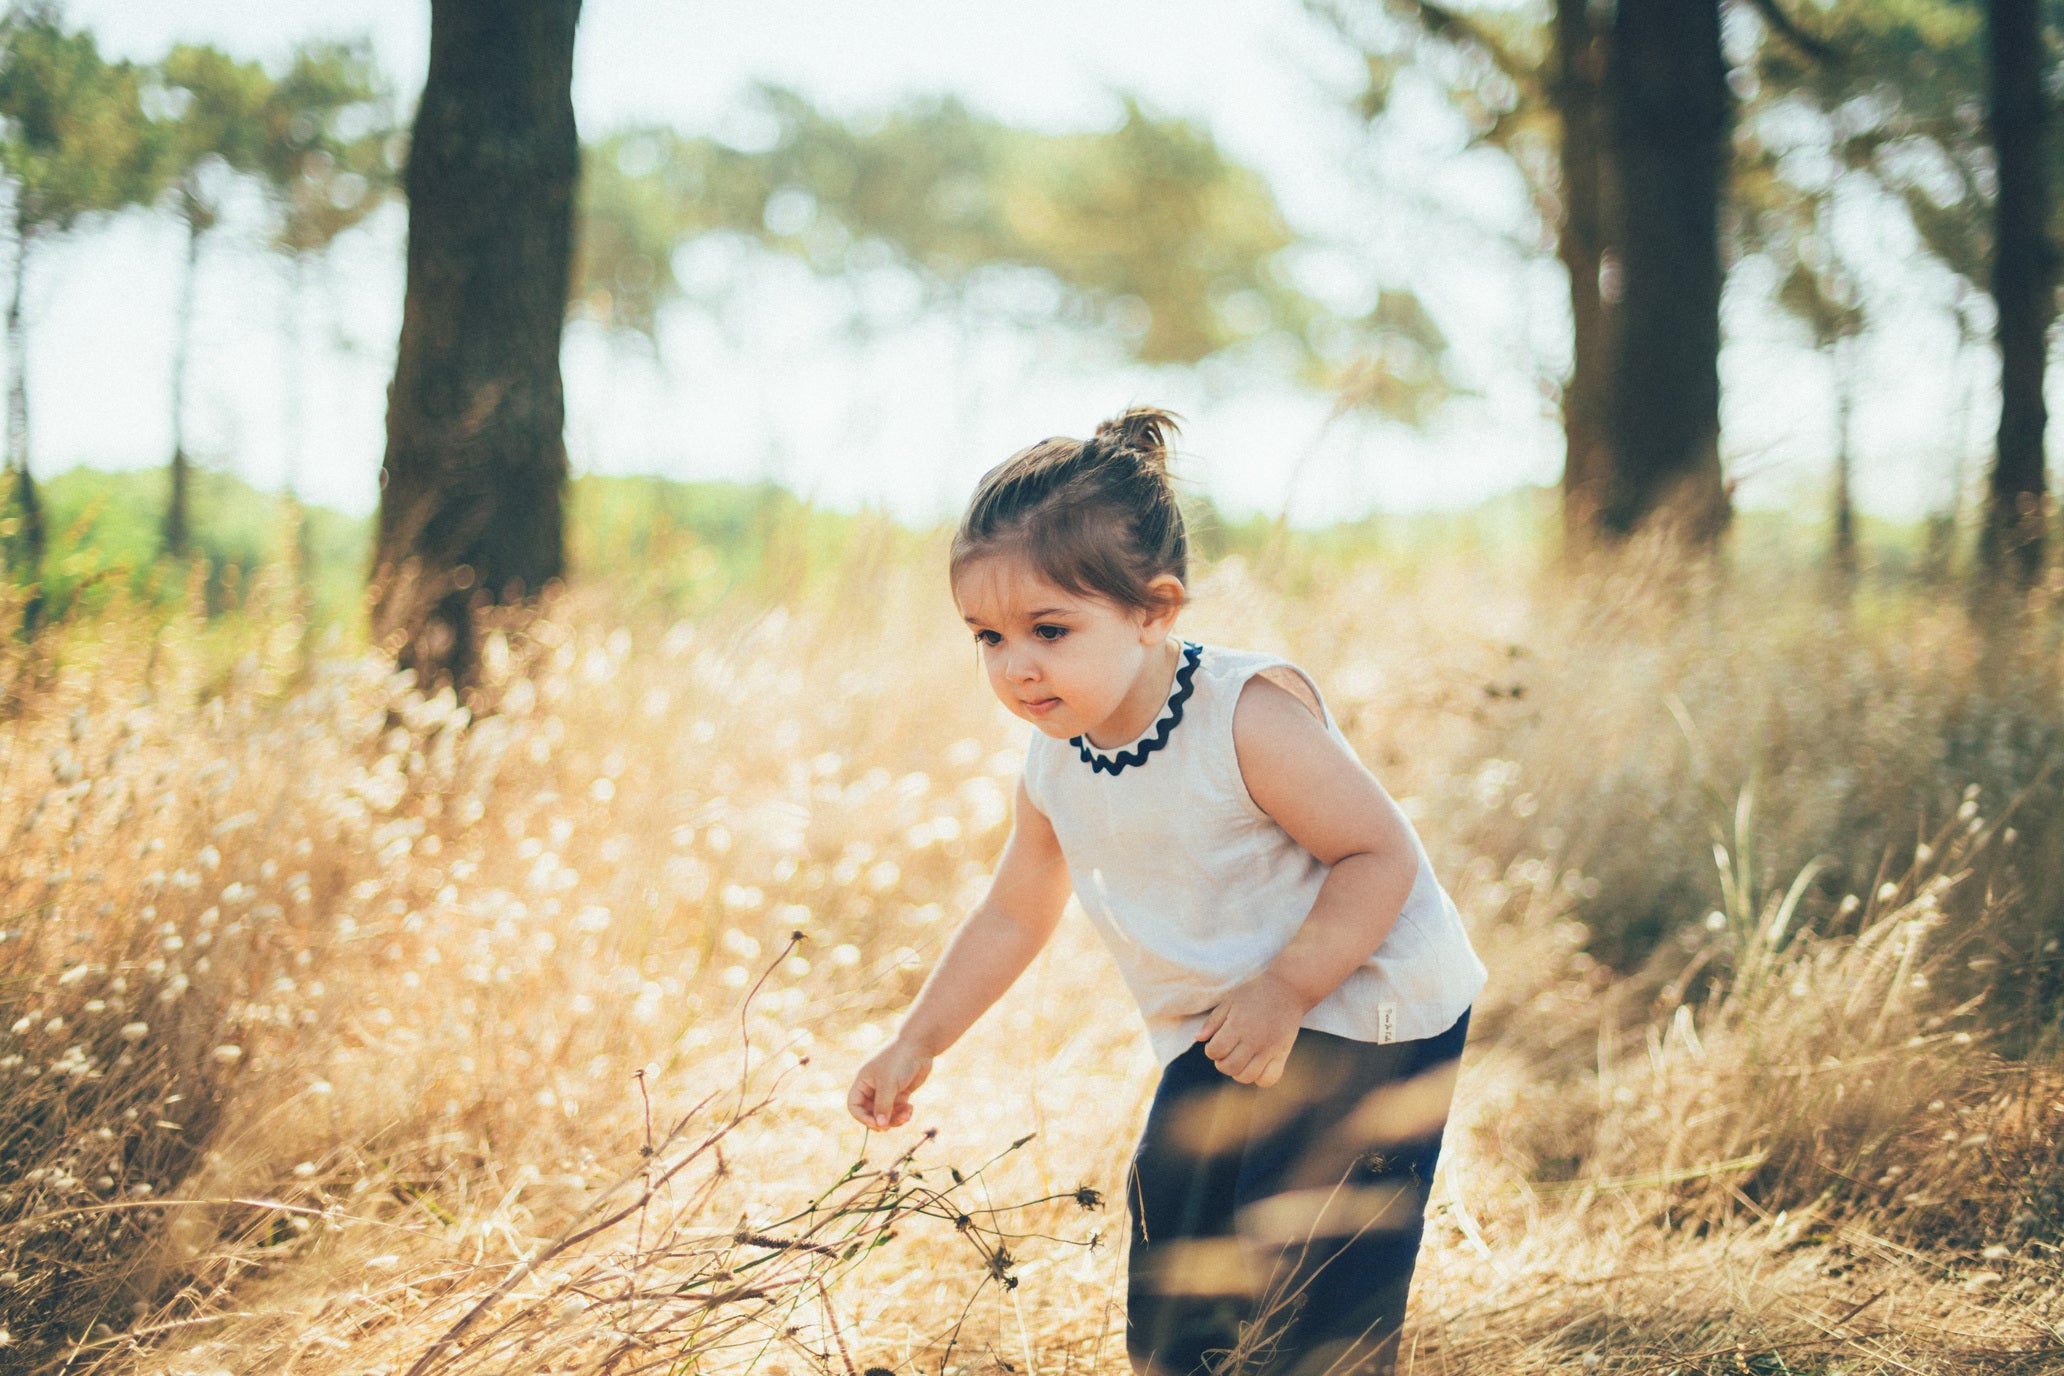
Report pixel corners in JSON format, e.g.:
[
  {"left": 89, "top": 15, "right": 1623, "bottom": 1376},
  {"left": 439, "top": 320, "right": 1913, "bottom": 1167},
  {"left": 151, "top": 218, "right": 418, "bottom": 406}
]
[
  {"left": 972, "top": 629, "right": 1002, "bottom": 647},
  {"left": 1033, "top": 624, "right": 1068, "bottom": 642}
]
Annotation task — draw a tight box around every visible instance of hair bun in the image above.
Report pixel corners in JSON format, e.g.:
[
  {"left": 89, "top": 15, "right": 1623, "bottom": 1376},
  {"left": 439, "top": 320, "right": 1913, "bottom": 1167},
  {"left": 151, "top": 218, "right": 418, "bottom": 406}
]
[
  {"left": 1093, "top": 406, "right": 1181, "bottom": 473},
  {"left": 953, "top": 404, "right": 1189, "bottom": 613}
]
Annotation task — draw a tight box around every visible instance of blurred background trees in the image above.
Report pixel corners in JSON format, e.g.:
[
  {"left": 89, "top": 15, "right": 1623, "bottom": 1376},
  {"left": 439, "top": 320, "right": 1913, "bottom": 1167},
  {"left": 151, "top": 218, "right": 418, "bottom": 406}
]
[
  {"left": 1321, "top": 0, "right": 2055, "bottom": 580},
  {"left": 155, "top": 41, "right": 269, "bottom": 560},
  {"left": 253, "top": 38, "right": 396, "bottom": 557},
  {"left": 0, "top": 0, "right": 2052, "bottom": 666},
  {"left": 0, "top": 1, "right": 156, "bottom": 619}
]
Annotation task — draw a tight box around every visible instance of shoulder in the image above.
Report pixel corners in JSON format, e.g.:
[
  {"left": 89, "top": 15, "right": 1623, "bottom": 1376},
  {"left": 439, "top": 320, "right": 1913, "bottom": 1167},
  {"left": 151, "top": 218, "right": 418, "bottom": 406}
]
[
  {"left": 1231, "top": 671, "right": 1330, "bottom": 764},
  {"left": 1227, "top": 666, "right": 1402, "bottom": 860},
  {"left": 1228, "top": 660, "right": 1368, "bottom": 817}
]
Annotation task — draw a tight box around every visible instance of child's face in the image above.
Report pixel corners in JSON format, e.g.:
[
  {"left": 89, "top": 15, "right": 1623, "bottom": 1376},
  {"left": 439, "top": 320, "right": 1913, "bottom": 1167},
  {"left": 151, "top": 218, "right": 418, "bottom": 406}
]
[{"left": 954, "top": 552, "right": 1181, "bottom": 746}]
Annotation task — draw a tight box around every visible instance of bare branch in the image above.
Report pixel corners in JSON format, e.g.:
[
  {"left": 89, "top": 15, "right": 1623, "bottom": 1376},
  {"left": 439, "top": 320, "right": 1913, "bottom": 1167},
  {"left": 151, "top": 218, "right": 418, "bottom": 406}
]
[{"left": 1745, "top": 0, "right": 1840, "bottom": 67}]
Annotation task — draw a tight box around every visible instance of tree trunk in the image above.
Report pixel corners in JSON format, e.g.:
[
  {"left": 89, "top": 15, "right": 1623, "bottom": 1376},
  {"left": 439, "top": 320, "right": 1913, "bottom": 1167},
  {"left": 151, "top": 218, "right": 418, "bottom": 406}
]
[
  {"left": 284, "top": 252, "right": 307, "bottom": 503},
  {"left": 374, "top": 0, "right": 581, "bottom": 687},
  {"left": 1555, "top": 0, "right": 1615, "bottom": 551},
  {"left": 5, "top": 219, "right": 44, "bottom": 624},
  {"left": 1982, "top": 0, "right": 2053, "bottom": 588},
  {"left": 164, "top": 210, "right": 202, "bottom": 560},
  {"left": 1601, "top": 0, "right": 1731, "bottom": 542},
  {"left": 1830, "top": 336, "right": 1856, "bottom": 581}
]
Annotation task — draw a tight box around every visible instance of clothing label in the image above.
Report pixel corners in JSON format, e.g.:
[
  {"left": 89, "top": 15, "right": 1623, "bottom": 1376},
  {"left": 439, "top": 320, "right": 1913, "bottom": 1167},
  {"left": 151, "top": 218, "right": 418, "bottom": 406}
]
[{"left": 1378, "top": 1004, "right": 1398, "bottom": 1044}]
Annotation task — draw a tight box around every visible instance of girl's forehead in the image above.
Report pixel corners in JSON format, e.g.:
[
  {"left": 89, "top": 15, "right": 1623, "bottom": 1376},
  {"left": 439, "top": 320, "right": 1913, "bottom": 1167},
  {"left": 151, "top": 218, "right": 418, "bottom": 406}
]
[{"left": 953, "top": 554, "right": 1093, "bottom": 620}]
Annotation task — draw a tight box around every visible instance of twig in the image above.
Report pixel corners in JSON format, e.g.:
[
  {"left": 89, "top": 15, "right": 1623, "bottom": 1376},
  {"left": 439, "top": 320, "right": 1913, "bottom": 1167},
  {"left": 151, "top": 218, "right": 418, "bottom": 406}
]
[
  {"left": 816, "top": 1276, "right": 860, "bottom": 1376},
  {"left": 398, "top": 1092, "right": 741, "bottom": 1376},
  {"left": 1745, "top": 0, "right": 1839, "bottom": 67}
]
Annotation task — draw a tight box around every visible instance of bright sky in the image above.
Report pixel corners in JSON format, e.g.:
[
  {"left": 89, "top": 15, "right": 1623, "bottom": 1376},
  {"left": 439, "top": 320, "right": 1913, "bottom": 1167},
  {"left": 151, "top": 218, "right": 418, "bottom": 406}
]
[{"left": 46, "top": 0, "right": 1999, "bottom": 525}]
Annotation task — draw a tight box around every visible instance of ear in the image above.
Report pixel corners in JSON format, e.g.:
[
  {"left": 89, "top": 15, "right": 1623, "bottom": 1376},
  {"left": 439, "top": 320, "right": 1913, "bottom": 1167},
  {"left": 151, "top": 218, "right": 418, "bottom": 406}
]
[{"left": 1136, "top": 575, "right": 1186, "bottom": 643}]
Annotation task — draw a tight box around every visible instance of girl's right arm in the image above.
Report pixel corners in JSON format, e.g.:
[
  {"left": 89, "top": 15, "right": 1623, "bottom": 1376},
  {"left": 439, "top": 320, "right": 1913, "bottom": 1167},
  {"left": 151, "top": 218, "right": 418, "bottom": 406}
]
[{"left": 847, "top": 776, "right": 1071, "bottom": 1130}]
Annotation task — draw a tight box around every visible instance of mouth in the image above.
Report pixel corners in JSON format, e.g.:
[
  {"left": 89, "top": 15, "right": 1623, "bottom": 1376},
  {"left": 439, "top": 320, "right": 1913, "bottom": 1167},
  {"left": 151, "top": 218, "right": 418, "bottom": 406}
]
[{"left": 1019, "top": 696, "right": 1061, "bottom": 717}]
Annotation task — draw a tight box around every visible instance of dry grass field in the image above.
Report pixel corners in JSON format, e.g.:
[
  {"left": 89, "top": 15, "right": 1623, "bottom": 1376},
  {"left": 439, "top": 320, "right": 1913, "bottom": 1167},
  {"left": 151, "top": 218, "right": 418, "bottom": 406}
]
[{"left": 2, "top": 537, "right": 2062, "bottom": 1375}]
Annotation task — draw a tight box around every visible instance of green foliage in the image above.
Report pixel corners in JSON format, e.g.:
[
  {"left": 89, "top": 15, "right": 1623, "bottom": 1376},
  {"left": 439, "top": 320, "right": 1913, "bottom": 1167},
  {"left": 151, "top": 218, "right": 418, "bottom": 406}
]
[
  {"left": 8, "top": 456, "right": 1988, "bottom": 740},
  {"left": 34, "top": 465, "right": 366, "bottom": 624},
  {"left": 1316, "top": 1, "right": 2037, "bottom": 383},
  {"left": 19, "top": 467, "right": 919, "bottom": 631},
  {"left": 1733, "top": 0, "right": 2064, "bottom": 331},
  {"left": 1740, "top": 0, "right": 1989, "bottom": 321},
  {"left": 568, "top": 473, "right": 920, "bottom": 614},
  {"left": 154, "top": 42, "right": 272, "bottom": 235},
  {"left": 579, "top": 89, "right": 1315, "bottom": 365},
  {"left": 0, "top": 2, "right": 161, "bottom": 241},
  {"left": 254, "top": 38, "right": 398, "bottom": 259},
  {"left": 576, "top": 89, "right": 1452, "bottom": 417},
  {"left": 1312, "top": 0, "right": 1555, "bottom": 218}
]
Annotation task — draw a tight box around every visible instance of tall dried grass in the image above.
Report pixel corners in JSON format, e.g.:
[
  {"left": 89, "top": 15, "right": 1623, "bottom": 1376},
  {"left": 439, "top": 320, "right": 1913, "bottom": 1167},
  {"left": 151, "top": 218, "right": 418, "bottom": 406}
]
[{"left": 0, "top": 539, "right": 2058, "bottom": 1375}]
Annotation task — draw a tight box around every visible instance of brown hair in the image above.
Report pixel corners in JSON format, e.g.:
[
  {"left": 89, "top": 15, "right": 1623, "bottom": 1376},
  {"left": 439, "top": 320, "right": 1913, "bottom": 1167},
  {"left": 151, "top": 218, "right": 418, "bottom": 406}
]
[{"left": 950, "top": 407, "right": 1188, "bottom": 613}]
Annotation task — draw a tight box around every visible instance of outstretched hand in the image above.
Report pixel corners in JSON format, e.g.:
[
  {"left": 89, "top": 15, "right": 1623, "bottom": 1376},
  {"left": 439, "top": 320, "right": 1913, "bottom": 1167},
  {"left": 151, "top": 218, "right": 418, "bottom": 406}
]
[
  {"left": 847, "top": 1036, "right": 934, "bottom": 1130},
  {"left": 1196, "top": 971, "right": 1305, "bottom": 1087}
]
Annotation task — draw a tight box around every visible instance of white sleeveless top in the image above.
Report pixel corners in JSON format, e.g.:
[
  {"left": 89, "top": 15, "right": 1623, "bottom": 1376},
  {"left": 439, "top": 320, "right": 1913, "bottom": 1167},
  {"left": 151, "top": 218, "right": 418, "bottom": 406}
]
[{"left": 1021, "top": 640, "right": 1487, "bottom": 1066}]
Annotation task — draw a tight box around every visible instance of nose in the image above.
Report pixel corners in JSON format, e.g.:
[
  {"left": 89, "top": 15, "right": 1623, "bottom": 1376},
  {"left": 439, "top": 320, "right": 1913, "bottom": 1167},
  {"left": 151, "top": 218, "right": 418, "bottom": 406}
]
[{"left": 1002, "top": 645, "right": 1039, "bottom": 683}]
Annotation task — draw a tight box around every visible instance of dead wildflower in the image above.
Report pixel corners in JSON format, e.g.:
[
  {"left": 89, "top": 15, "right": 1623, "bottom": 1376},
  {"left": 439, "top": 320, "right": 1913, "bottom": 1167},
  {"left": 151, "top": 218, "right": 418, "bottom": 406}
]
[{"left": 0, "top": 553, "right": 2057, "bottom": 1376}]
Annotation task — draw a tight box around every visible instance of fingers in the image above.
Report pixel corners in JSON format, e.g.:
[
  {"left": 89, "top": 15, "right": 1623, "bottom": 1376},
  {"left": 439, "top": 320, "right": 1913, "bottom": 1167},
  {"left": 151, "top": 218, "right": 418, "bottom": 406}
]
[
  {"left": 1212, "top": 1040, "right": 1292, "bottom": 1086},
  {"left": 1196, "top": 1005, "right": 1227, "bottom": 1043},
  {"left": 847, "top": 1075, "right": 886, "bottom": 1128},
  {"left": 848, "top": 1053, "right": 930, "bottom": 1130},
  {"left": 848, "top": 1070, "right": 904, "bottom": 1129},
  {"left": 1213, "top": 1039, "right": 1254, "bottom": 1082},
  {"left": 847, "top": 1071, "right": 873, "bottom": 1125}
]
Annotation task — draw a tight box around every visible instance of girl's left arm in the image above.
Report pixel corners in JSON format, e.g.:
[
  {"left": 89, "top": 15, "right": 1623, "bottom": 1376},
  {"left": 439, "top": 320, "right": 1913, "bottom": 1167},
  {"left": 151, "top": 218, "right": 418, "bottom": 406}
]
[{"left": 1194, "top": 674, "right": 1420, "bottom": 1086}]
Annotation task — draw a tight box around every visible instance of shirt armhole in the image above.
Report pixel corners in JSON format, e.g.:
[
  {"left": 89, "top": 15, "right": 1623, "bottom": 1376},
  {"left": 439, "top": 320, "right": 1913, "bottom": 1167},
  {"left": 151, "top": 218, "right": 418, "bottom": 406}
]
[
  {"left": 1020, "top": 729, "right": 1049, "bottom": 819},
  {"left": 1253, "top": 665, "right": 1326, "bottom": 725}
]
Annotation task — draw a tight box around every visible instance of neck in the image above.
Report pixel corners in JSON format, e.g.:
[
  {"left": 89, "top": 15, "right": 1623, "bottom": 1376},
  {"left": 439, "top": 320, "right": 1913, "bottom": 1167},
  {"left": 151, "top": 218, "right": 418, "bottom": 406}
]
[{"left": 1085, "top": 637, "right": 1181, "bottom": 749}]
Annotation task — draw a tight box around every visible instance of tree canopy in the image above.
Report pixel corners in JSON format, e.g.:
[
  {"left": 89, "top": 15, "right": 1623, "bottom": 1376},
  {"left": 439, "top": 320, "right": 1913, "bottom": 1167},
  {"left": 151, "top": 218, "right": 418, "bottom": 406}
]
[
  {"left": 0, "top": 2, "right": 160, "bottom": 601},
  {"left": 253, "top": 38, "right": 398, "bottom": 262},
  {"left": 574, "top": 88, "right": 1461, "bottom": 421}
]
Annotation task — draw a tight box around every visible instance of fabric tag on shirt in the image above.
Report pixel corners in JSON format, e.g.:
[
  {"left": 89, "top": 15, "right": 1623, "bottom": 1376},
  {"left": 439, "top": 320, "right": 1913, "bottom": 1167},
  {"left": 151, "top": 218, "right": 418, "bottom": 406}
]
[{"left": 1378, "top": 1004, "right": 1398, "bottom": 1044}]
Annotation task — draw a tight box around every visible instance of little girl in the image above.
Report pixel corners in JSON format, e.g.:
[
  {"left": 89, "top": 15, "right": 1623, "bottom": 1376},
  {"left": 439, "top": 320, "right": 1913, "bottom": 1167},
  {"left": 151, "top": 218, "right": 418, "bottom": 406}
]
[{"left": 848, "top": 408, "right": 1487, "bottom": 1376}]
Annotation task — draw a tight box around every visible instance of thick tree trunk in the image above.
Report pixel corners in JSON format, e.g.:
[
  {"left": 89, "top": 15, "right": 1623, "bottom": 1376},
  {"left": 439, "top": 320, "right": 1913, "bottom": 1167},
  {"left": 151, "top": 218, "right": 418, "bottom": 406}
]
[
  {"left": 164, "top": 212, "right": 202, "bottom": 560},
  {"left": 1555, "top": 0, "right": 1614, "bottom": 551},
  {"left": 374, "top": 0, "right": 581, "bottom": 686},
  {"left": 1982, "top": 0, "right": 2053, "bottom": 588},
  {"left": 1601, "top": 0, "right": 1731, "bottom": 542}
]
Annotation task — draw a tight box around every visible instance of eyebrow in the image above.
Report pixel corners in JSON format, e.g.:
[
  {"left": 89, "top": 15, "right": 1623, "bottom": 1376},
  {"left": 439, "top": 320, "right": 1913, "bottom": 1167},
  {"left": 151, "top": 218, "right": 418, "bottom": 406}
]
[{"left": 963, "top": 608, "right": 1073, "bottom": 624}]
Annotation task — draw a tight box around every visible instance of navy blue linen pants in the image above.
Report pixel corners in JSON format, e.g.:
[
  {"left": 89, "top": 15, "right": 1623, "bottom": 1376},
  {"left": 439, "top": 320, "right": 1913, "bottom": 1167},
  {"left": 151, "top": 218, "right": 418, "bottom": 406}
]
[{"left": 1125, "top": 1009, "right": 1470, "bottom": 1376}]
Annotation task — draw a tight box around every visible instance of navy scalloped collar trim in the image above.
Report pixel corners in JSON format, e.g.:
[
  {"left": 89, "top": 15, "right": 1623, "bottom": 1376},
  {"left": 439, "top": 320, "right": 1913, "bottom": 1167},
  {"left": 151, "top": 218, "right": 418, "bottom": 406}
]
[{"left": 1072, "top": 642, "right": 1202, "bottom": 776}]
